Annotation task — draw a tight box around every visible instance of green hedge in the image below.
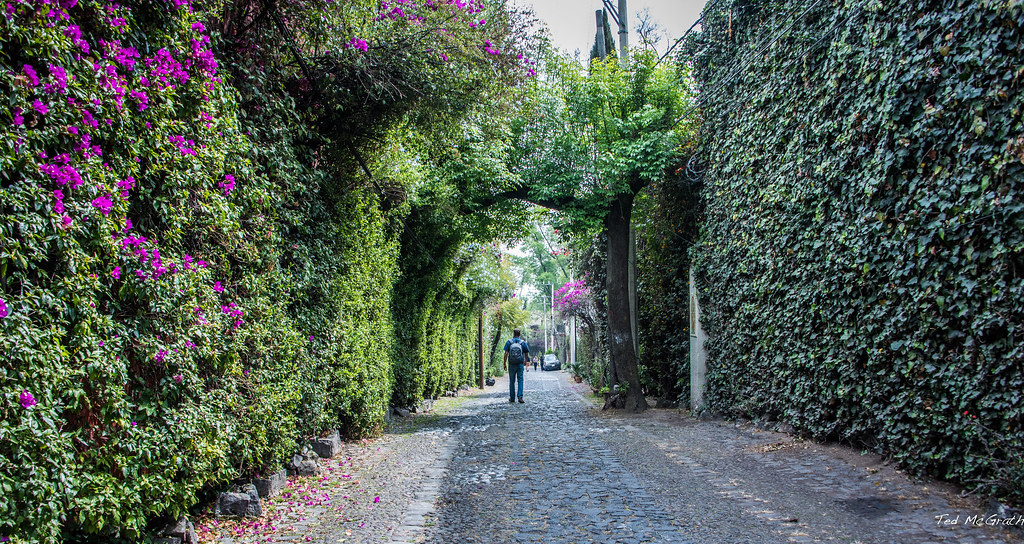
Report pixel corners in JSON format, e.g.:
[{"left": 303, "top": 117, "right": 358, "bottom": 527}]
[
  {"left": 0, "top": 1, "right": 490, "bottom": 541},
  {"left": 688, "top": 0, "right": 1024, "bottom": 502}
]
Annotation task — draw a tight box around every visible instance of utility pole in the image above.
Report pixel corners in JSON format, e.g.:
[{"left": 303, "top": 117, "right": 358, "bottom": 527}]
[
  {"left": 569, "top": 273, "right": 577, "bottom": 368},
  {"left": 595, "top": 9, "right": 607, "bottom": 60},
  {"left": 603, "top": 0, "right": 629, "bottom": 64},
  {"left": 549, "top": 286, "right": 555, "bottom": 352},
  {"left": 617, "top": 0, "right": 628, "bottom": 64},
  {"left": 478, "top": 310, "right": 484, "bottom": 388}
]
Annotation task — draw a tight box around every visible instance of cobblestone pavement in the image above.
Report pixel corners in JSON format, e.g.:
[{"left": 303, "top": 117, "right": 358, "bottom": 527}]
[{"left": 197, "top": 370, "right": 1022, "bottom": 544}]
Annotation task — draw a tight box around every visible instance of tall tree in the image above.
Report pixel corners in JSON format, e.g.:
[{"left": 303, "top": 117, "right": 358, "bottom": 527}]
[{"left": 495, "top": 50, "right": 697, "bottom": 411}]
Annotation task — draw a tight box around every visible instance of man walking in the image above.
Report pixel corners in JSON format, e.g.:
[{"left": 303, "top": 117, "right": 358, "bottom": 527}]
[{"left": 503, "top": 329, "right": 530, "bottom": 404}]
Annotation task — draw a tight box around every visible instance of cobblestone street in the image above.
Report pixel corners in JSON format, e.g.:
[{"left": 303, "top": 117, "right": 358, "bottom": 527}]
[{"left": 199, "top": 370, "right": 1023, "bottom": 544}]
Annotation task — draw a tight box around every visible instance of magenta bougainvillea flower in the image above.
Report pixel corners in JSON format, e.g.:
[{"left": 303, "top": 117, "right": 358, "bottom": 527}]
[
  {"left": 347, "top": 37, "right": 369, "bottom": 52},
  {"left": 112, "top": 266, "right": 122, "bottom": 279},
  {"left": 0, "top": 297, "right": 8, "bottom": 318},
  {"left": 218, "top": 174, "right": 235, "bottom": 196},
  {"left": 20, "top": 390, "right": 37, "bottom": 408},
  {"left": 91, "top": 195, "right": 114, "bottom": 215},
  {"left": 22, "top": 64, "right": 39, "bottom": 86}
]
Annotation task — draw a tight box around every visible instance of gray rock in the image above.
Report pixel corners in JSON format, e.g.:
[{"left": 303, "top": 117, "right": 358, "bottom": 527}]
[
  {"left": 311, "top": 429, "right": 342, "bottom": 459},
  {"left": 287, "top": 452, "right": 321, "bottom": 476},
  {"left": 153, "top": 538, "right": 182, "bottom": 544},
  {"left": 393, "top": 407, "right": 411, "bottom": 418},
  {"left": 161, "top": 517, "right": 188, "bottom": 539},
  {"left": 459, "top": 384, "right": 470, "bottom": 391},
  {"left": 419, "top": 399, "right": 435, "bottom": 412},
  {"left": 776, "top": 422, "right": 795, "bottom": 434},
  {"left": 697, "top": 410, "right": 714, "bottom": 421},
  {"left": 253, "top": 468, "right": 288, "bottom": 498},
  {"left": 215, "top": 484, "right": 262, "bottom": 518},
  {"left": 159, "top": 516, "right": 198, "bottom": 544},
  {"left": 485, "top": 377, "right": 495, "bottom": 386},
  {"left": 987, "top": 497, "right": 1021, "bottom": 534}
]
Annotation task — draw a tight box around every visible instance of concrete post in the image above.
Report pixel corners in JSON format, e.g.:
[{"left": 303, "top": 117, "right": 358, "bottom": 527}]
[
  {"left": 478, "top": 311, "right": 485, "bottom": 388},
  {"left": 617, "top": 0, "right": 629, "bottom": 65},
  {"left": 689, "top": 268, "right": 707, "bottom": 412}
]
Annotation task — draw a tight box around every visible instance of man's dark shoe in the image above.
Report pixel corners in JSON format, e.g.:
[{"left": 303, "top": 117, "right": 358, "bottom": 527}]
[
  {"left": 509, "top": 398, "right": 515, "bottom": 403},
  {"left": 518, "top": 398, "right": 525, "bottom": 403}
]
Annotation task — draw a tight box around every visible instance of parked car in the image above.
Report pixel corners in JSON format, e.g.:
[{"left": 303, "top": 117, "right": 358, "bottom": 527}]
[{"left": 542, "top": 353, "right": 561, "bottom": 371}]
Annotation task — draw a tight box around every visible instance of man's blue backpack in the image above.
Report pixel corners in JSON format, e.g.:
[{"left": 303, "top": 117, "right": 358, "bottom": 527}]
[{"left": 509, "top": 338, "right": 525, "bottom": 365}]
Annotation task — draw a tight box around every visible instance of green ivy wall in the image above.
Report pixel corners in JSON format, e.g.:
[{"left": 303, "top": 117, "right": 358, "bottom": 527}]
[{"left": 688, "top": 0, "right": 1024, "bottom": 502}]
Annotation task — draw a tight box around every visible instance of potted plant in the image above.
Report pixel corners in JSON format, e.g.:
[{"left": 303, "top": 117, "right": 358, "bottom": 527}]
[{"left": 568, "top": 362, "right": 584, "bottom": 383}]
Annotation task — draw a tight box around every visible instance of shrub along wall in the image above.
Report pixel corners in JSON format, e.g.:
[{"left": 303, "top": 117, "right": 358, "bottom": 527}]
[
  {"left": 0, "top": 1, "right": 492, "bottom": 541},
  {"left": 391, "top": 204, "right": 483, "bottom": 407},
  {"left": 687, "top": 0, "right": 1024, "bottom": 502},
  {"left": 635, "top": 172, "right": 700, "bottom": 405}
]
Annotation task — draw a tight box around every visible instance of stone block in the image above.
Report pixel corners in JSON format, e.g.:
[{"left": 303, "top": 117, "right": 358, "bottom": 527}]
[
  {"left": 159, "top": 516, "right": 197, "bottom": 544},
  {"left": 311, "top": 429, "right": 342, "bottom": 459},
  {"left": 215, "top": 484, "right": 262, "bottom": 518},
  {"left": 287, "top": 452, "right": 321, "bottom": 476},
  {"left": 393, "top": 407, "right": 411, "bottom": 418},
  {"left": 253, "top": 468, "right": 288, "bottom": 499}
]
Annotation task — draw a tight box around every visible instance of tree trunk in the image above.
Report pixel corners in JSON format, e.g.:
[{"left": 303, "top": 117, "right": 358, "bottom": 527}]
[
  {"left": 488, "top": 306, "right": 503, "bottom": 369},
  {"left": 605, "top": 193, "right": 647, "bottom": 412}
]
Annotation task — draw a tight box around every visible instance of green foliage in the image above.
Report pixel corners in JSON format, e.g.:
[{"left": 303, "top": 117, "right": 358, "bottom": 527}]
[
  {"left": 486, "top": 297, "right": 529, "bottom": 375},
  {"left": 635, "top": 171, "right": 700, "bottom": 404},
  {"left": 0, "top": 0, "right": 535, "bottom": 541},
  {"left": 688, "top": 0, "right": 1024, "bottom": 503},
  {"left": 572, "top": 235, "right": 611, "bottom": 389},
  {"left": 509, "top": 49, "right": 695, "bottom": 229}
]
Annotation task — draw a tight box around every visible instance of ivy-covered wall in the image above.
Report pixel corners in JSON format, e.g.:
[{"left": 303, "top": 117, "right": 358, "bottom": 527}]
[{"left": 688, "top": 0, "right": 1023, "bottom": 502}]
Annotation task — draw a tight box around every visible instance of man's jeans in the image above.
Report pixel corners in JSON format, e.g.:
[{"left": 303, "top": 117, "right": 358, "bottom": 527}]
[{"left": 508, "top": 363, "right": 525, "bottom": 400}]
